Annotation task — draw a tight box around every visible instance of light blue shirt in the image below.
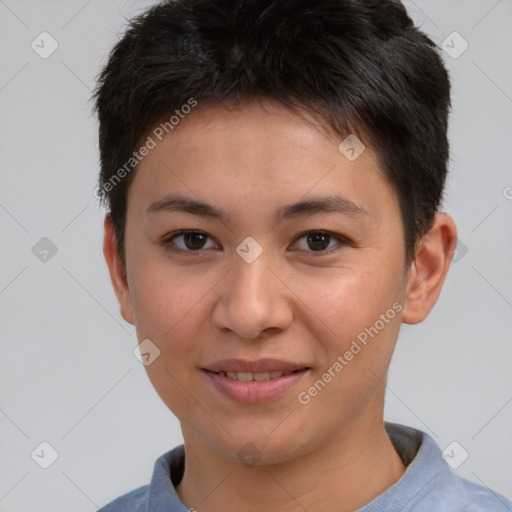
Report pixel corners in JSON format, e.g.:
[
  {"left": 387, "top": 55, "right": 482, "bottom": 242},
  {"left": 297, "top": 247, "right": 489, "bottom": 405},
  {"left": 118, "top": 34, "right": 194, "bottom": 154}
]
[{"left": 98, "top": 423, "right": 512, "bottom": 511}]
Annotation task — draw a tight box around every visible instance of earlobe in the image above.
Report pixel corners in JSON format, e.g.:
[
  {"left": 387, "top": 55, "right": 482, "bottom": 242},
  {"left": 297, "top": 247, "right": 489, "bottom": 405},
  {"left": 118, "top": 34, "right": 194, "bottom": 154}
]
[
  {"left": 102, "top": 215, "right": 135, "bottom": 325},
  {"left": 401, "top": 213, "right": 458, "bottom": 325}
]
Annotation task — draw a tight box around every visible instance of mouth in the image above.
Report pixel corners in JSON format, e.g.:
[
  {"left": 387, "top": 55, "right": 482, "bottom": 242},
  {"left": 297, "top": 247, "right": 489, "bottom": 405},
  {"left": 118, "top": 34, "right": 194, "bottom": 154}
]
[
  {"left": 204, "top": 368, "right": 310, "bottom": 382},
  {"left": 201, "top": 366, "right": 311, "bottom": 404}
]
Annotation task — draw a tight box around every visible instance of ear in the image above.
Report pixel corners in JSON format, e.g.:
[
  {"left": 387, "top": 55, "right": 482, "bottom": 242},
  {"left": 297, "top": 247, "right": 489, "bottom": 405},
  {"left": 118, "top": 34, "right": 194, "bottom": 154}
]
[
  {"left": 103, "top": 214, "right": 135, "bottom": 325},
  {"left": 401, "top": 213, "right": 458, "bottom": 324}
]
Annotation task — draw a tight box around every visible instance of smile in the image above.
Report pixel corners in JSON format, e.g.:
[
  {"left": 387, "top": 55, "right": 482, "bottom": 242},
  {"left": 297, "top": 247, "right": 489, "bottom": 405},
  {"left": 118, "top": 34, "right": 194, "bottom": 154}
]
[
  {"left": 202, "top": 368, "right": 311, "bottom": 404},
  {"left": 210, "top": 369, "right": 306, "bottom": 381}
]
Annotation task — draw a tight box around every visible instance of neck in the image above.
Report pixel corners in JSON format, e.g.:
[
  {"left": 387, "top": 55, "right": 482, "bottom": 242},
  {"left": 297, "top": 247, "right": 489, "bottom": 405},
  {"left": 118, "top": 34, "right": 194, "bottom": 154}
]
[{"left": 175, "top": 419, "right": 406, "bottom": 512}]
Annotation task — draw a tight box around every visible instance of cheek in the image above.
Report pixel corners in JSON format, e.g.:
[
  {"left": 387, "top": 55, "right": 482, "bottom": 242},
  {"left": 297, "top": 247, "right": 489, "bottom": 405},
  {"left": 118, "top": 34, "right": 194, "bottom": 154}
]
[
  {"left": 298, "top": 265, "right": 403, "bottom": 395},
  {"left": 129, "top": 262, "right": 212, "bottom": 335},
  {"left": 299, "top": 266, "right": 400, "bottom": 339},
  {"left": 130, "top": 270, "right": 207, "bottom": 414},
  {"left": 129, "top": 266, "right": 222, "bottom": 392}
]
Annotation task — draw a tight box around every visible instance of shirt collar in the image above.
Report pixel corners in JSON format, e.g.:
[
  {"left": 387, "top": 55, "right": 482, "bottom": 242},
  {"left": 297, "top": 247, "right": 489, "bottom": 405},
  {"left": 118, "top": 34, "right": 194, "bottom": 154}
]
[
  {"left": 146, "top": 444, "right": 188, "bottom": 511},
  {"left": 360, "top": 422, "right": 450, "bottom": 511}
]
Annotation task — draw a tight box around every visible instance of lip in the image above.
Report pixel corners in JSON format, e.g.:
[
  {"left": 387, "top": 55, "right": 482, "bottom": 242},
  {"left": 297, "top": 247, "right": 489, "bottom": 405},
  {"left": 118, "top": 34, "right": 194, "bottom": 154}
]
[
  {"left": 202, "top": 358, "right": 310, "bottom": 374},
  {"left": 202, "top": 368, "right": 311, "bottom": 405}
]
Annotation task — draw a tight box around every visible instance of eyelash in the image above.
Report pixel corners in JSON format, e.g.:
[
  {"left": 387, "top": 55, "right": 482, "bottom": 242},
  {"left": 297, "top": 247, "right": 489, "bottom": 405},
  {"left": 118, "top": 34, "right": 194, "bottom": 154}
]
[{"left": 162, "top": 230, "right": 349, "bottom": 258}]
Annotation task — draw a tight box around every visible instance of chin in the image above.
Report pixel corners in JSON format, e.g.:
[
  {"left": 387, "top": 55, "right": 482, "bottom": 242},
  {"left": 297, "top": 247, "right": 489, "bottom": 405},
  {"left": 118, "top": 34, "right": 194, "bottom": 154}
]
[{"left": 211, "top": 428, "right": 310, "bottom": 467}]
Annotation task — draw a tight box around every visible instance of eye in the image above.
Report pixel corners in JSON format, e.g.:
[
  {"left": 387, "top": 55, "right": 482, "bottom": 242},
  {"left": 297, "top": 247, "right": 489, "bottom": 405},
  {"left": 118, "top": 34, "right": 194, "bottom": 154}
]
[
  {"left": 162, "top": 229, "right": 348, "bottom": 256},
  {"left": 163, "top": 230, "right": 218, "bottom": 253},
  {"left": 291, "top": 231, "right": 347, "bottom": 256}
]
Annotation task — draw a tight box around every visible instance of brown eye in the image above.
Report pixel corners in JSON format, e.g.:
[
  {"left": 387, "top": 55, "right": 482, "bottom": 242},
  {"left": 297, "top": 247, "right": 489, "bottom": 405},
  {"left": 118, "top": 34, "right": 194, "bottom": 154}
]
[
  {"left": 292, "top": 231, "right": 346, "bottom": 256},
  {"left": 163, "top": 230, "right": 217, "bottom": 252},
  {"left": 306, "top": 232, "right": 331, "bottom": 251},
  {"left": 181, "top": 232, "right": 207, "bottom": 250}
]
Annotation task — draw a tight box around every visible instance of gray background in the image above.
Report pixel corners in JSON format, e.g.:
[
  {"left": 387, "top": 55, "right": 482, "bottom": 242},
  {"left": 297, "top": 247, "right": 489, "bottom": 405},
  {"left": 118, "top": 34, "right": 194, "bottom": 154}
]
[{"left": 0, "top": 0, "right": 511, "bottom": 510}]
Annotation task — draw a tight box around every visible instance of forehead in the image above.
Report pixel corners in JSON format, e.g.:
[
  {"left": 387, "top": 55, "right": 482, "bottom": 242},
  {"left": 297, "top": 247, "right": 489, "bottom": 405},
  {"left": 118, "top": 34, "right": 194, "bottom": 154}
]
[{"left": 126, "top": 100, "right": 399, "bottom": 226}]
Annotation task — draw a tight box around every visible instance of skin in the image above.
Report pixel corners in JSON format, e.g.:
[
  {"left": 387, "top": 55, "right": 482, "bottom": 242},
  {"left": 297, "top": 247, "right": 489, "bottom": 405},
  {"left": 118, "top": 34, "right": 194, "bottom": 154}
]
[{"left": 103, "top": 99, "right": 457, "bottom": 512}]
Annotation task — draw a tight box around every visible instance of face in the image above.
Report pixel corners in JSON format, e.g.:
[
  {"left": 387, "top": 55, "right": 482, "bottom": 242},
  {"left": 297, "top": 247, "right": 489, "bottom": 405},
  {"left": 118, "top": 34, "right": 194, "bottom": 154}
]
[{"left": 111, "top": 100, "right": 413, "bottom": 464}]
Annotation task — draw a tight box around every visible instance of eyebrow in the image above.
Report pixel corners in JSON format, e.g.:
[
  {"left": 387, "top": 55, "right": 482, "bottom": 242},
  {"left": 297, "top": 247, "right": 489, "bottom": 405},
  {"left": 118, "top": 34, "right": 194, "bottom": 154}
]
[{"left": 146, "top": 193, "right": 369, "bottom": 223}]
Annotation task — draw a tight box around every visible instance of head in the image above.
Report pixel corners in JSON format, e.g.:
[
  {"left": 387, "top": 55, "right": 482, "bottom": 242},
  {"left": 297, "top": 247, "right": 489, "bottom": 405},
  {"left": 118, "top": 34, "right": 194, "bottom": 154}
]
[{"left": 95, "top": 0, "right": 457, "bottom": 464}]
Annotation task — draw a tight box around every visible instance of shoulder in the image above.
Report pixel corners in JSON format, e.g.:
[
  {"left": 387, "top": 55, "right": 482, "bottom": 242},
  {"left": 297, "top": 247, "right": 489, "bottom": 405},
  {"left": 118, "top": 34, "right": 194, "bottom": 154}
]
[
  {"left": 408, "top": 448, "right": 512, "bottom": 511},
  {"left": 372, "top": 424, "right": 512, "bottom": 512},
  {"left": 97, "top": 485, "right": 149, "bottom": 512},
  {"left": 453, "top": 477, "right": 512, "bottom": 512},
  {"left": 96, "top": 445, "right": 186, "bottom": 512}
]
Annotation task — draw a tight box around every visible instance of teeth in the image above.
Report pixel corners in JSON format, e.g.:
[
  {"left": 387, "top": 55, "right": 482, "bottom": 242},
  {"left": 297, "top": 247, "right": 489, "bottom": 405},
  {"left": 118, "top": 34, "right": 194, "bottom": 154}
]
[
  {"left": 218, "top": 370, "right": 300, "bottom": 381},
  {"left": 254, "top": 372, "right": 270, "bottom": 381}
]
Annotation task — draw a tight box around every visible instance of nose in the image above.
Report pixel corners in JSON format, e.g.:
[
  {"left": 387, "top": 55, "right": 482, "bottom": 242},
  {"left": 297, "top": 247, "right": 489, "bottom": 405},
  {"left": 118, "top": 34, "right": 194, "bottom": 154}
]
[{"left": 211, "top": 245, "right": 294, "bottom": 340}]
